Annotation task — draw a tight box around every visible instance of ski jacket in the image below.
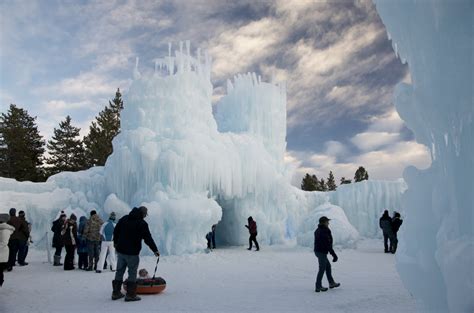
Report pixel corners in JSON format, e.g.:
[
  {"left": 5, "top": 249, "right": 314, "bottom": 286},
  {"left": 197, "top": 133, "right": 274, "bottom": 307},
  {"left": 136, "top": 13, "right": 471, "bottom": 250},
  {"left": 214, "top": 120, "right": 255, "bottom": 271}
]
[
  {"left": 100, "top": 219, "right": 116, "bottom": 241},
  {"left": 0, "top": 223, "right": 15, "bottom": 263},
  {"left": 84, "top": 214, "right": 104, "bottom": 242},
  {"left": 314, "top": 224, "right": 335, "bottom": 255},
  {"left": 52, "top": 218, "right": 66, "bottom": 248},
  {"left": 392, "top": 218, "right": 403, "bottom": 233},
  {"left": 247, "top": 220, "right": 257, "bottom": 235},
  {"left": 8, "top": 215, "right": 29, "bottom": 242},
  {"left": 77, "top": 216, "right": 88, "bottom": 253},
  {"left": 379, "top": 215, "right": 393, "bottom": 235},
  {"left": 114, "top": 207, "right": 158, "bottom": 256},
  {"left": 62, "top": 220, "right": 78, "bottom": 246}
]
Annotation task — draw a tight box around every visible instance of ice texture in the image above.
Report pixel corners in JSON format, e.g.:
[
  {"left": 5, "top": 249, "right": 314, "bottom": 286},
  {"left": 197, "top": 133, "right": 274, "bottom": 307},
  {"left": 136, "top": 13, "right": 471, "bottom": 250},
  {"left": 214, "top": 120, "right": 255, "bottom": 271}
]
[
  {"left": 374, "top": 1, "right": 473, "bottom": 312},
  {"left": 0, "top": 42, "right": 405, "bottom": 256}
]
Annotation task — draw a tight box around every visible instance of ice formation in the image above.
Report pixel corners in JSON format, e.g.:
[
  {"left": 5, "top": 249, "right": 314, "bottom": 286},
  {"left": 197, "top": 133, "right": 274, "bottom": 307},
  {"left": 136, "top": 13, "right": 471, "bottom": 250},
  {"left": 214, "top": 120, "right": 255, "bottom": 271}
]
[
  {"left": 374, "top": 1, "right": 473, "bottom": 312},
  {"left": 1, "top": 41, "right": 406, "bottom": 256}
]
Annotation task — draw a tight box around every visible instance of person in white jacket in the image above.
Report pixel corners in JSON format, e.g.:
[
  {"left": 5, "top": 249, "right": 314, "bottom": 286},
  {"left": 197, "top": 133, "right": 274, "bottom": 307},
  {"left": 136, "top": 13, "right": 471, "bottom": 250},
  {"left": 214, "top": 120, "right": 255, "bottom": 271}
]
[
  {"left": 0, "top": 213, "right": 15, "bottom": 286},
  {"left": 96, "top": 212, "right": 117, "bottom": 273}
]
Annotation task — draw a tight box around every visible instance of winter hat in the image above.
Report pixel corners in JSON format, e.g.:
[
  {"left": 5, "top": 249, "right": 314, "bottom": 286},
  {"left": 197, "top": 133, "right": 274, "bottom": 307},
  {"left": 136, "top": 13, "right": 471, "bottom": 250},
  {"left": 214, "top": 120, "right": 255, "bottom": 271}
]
[
  {"left": 19, "top": 210, "right": 25, "bottom": 217},
  {"left": 60, "top": 210, "right": 67, "bottom": 218},
  {"left": 9, "top": 208, "right": 16, "bottom": 216},
  {"left": 0, "top": 214, "right": 9, "bottom": 223},
  {"left": 90, "top": 210, "right": 97, "bottom": 216},
  {"left": 70, "top": 213, "right": 77, "bottom": 221},
  {"left": 109, "top": 212, "right": 116, "bottom": 221},
  {"left": 319, "top": 216, "right": 331, "bottom": 223}
]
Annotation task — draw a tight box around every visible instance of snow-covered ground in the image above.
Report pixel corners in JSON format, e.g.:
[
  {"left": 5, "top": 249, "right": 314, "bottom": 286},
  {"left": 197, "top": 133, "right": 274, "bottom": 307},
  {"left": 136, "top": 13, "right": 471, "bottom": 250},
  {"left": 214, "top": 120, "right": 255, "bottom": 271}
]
[{"left": 0, "top": 240, "right": 417, "bottom": 313}]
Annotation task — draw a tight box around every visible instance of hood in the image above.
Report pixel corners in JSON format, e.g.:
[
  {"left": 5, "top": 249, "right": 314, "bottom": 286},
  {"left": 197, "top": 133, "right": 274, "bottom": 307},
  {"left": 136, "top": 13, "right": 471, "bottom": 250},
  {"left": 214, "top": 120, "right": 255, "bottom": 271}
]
[
  {"left": 0, "top": 223, "right": 15, "bottom": 231},
  {"left": 129, "top": 207, "right": 143, "bottom": 220}
]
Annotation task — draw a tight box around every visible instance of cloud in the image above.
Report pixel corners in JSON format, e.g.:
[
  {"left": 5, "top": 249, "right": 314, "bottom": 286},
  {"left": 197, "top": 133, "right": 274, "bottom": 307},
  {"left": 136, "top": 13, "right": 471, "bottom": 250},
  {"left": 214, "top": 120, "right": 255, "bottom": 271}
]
[{"left": 350, "top": 131, "right": 400, "bottom": 151}]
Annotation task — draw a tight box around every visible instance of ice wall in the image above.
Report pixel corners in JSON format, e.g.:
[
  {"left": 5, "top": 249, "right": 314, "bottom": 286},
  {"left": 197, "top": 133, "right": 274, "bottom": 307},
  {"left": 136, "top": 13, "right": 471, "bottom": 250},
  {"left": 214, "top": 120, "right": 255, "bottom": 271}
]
[{"left": 374, "top": 1, "right": 473, "bottom": 312}]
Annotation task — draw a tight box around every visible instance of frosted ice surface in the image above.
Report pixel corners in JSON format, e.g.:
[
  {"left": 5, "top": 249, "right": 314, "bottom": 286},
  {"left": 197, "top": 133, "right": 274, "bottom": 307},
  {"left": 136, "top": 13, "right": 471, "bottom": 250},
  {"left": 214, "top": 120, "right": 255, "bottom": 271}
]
[
  {"left": 374, "top": 1, "right": 473, "bottom": 311},
  {"left": 1, "top": 41, "right": 405, "bottom": 256}
]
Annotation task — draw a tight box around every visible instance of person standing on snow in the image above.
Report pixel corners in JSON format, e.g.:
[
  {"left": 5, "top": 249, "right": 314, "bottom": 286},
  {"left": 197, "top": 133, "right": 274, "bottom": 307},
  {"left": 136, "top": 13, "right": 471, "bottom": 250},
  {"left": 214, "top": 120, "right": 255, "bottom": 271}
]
[
  {"left": 96, "top": 212, "right": 117, "bottom": 273},
  {"left": 391, "top": 212, "right": 403, "bottom": 254},
  {"left": 77, "top": 216, "right": 89, "bottom": 270},
  {"left": 112, "top": 206, "right": 160, "bottom": 302},
  {"left": 245, "top": 216, "right": 259, "bottom": 251},
  {"left": 7, "top": 208, "right": 29, "bottom": 270},
  {"left": 17, "top": 211, "right": 30, "bottom": 266},
  {"left": 62, "top": 213, "right": 78, "bottom": 271},
  {"left": 379, "top": 210, "right": 394, "bottom": 253},
  {"left": 0, "top": 214, "right": 15, "bottom": 286},
  {"left": 84, "top": 210, "right": 103, "bottom": 271},
  {"left": 52, "top": 211, "right": 67, "bottom": 266},
  {"left": 314, "top": 216, "right": 340, "bottom": 292}
]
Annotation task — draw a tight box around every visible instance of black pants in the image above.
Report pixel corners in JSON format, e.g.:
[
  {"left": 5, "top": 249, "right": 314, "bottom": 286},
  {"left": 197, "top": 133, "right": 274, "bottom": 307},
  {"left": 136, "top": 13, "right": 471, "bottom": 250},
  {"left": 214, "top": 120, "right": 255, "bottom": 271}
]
[
  {"left": 249, "top": 233, "right": 259, "bottom": 250},
  {"left": 0, "top": 262, "right": 6, "bottom": 286},
  {"left": 78, "top": 252, "right": 88, "bottom": 269},
  {"left": 7, "top": 239, "right": 21, "bottom": 267},
  {"left": 383, "top": 234, "right": 390, "bottom": 252},
  {"left": 64, "top": 245, "right": 76, "bottom": 270},
  {"left": 211, "top": 232, "right": 216, "bottom": 249},
  {"left": 54, "top": 246, "right": 63, "bottom": 257},
  {"left": 391, "top": 233, "right": 399, "bottom": 253}
]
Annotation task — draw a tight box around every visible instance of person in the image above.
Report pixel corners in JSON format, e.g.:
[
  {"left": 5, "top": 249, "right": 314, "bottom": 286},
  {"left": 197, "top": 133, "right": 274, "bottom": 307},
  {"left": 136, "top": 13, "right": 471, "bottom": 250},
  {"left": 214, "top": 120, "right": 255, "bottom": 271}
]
[
  {"left": 211, "top": 224, "right": 216, "bottom": 249},
  {"left": 245, "top": 216, "right": 259, "bottom": 251},
  {"left": 391, "top": 212, "right": 403, "bottom": 254},
  {"left": 17, "top": 211, "right": 30, "bottom": 265},
  {"left": 83, "top": 210, "right": 103, "bottom": 271},
  {"left": 52, "top": 211, "right": 67, "bottom": 266},
  {"left": 138, "top": 268, "right": 150, "bottom": 279},
  {"left": 379, "top": 210, "right": 394, "bottom": 253},
  {"left": 77, "top": 216, "right": 89, "bottom": 270},
  {"left": 205, "top": 231, "right": 213, "bottom": 250},
  {"left": 0, "top": 214, "right": 15, "bottom": 286},
  {"left": 96, "top": 212, "right": 117, "bottom": 273},
  {"left": 7, "top": 208, "right": 29, "bottom": 270},
  {"left": 112, "top": 206, "right": 160, "bottom": 302},
  {"left": 313, "top": 216, "right": 340, "bottom": 292},
  {"left": 62, "top": 214, "right": 78, "bottom": 271}
]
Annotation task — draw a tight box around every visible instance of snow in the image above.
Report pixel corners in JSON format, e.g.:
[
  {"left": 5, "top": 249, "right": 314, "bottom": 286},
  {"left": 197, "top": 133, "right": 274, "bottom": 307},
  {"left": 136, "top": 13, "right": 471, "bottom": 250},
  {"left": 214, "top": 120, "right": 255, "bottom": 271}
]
[
  {"left": 374, "top": 1, "right": 474, "bottom": 312},
  {"left": 0, "top": 42, "right": 407, "bottom": 255},
  {"left": 0, "top": 240, "right": 417, "bottom": 313}
]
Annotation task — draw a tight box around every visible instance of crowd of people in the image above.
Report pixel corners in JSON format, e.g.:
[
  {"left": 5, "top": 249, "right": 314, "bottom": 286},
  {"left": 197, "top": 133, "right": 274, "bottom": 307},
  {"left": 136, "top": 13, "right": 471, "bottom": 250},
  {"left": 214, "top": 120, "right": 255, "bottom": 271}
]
[{"left": 0, "top": 205, "right": 403, "bottom": 300}]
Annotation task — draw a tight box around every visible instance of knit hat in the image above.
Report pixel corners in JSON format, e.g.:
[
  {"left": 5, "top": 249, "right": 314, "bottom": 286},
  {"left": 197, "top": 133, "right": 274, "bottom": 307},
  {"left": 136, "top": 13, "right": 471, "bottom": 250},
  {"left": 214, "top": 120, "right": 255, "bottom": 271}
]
[
  {"left": 109, "top": 212, "right": 116, "bottom": 221},
  {"left": 18, "top": 210, "right": 25, "bottom": 217},
  {"left": 60, "top": 210, "right": 67, "bottom": 218},
  {"left": 9, "top": 208, "right": 16, "bottom": 216},
  {"left": 90, "top": 210, "right": 97, "bottom": 216},
  {"left": 70, "top": 213, "right": 77, "bottom": 221}
]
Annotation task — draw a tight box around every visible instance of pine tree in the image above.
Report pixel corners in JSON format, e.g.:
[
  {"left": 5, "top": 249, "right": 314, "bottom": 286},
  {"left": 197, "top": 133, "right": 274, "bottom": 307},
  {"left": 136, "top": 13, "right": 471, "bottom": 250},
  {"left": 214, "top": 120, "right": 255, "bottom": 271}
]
[
  {"left": 0, "top": 104, "right": 45, "bottom": 181},
  {"left": 319, "top": 178, "right": 327, "bottom": 191},
  {"left": 301, "top": 173, "right": 318, "bottom": 191},
  {"left": 354, "top": 166, "right": 369, "bottom": 182},
  {"left": 340, "top": 177, "right": 352, "bottom": 185},
  {"left": 327, "top": 171, "right": 337, "bottom": 191},
  {"left": 84, "top": 88, "right": 124, "bottom": 167},
  {"left": 46, "top": 115, "right": 86, "bottom": 175}
]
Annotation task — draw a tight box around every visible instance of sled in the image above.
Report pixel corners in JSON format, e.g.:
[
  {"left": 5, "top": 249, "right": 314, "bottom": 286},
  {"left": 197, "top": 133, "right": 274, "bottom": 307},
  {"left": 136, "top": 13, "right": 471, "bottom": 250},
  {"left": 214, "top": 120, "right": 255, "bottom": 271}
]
[{"left": 123, "top": 257, "right": 166, "bottom": 295}]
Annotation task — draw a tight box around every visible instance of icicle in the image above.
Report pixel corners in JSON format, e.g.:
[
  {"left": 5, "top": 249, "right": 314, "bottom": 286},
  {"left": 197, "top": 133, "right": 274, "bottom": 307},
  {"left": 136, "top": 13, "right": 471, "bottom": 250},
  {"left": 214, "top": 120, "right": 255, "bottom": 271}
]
[
  {"left": 133, "top": 57, "right": 141, "bottom": 79},
  {"left": 227, "top": 79, "right": 234, "bottom": 93},
  {"left": 168, "top": 42, "right": 172, "bottom": 57}
]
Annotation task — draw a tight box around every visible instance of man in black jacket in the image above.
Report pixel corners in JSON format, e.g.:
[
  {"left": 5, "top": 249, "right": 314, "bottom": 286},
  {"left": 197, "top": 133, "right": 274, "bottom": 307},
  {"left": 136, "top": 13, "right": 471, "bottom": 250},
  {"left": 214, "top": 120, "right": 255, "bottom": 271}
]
[
  {"left": 51, "top": 211, "right": 67, "bottom": 266},
  {"left": 379, "top": 210, "right": 394, "bottom": 253},
  {"left": 112, "top": 206, "right": 160, "bottom": 302},
  {"left": 7, "top": 208, "right": 29, "bottom": 270},
  {"left": 314, "top": 216, "right": 340, "bottom": 292},
  {"left": 391, "top": 212, "right": 403, "bottom": 254}
]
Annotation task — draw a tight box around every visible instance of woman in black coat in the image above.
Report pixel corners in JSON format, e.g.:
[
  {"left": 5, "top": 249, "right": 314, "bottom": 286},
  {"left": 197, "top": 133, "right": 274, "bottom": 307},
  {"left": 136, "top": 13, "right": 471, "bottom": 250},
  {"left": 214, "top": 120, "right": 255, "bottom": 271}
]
[
  {"left": 62, "top": 214, "right": 78, "bottom": 271},
  {"left": 51, "top": 212, "right": 67, "bottom": 266}
]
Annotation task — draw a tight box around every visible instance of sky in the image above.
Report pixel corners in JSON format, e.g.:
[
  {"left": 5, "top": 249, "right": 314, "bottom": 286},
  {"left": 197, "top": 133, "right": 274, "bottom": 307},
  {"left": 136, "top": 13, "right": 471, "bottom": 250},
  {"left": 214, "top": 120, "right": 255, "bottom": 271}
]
[{"left": 0, "top": 0, "right": 431, "bottom": 186}]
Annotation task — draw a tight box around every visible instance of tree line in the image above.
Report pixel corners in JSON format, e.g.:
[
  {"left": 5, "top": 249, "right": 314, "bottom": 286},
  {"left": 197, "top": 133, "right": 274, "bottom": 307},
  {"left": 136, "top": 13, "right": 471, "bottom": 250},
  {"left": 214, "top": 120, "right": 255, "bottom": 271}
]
[
  {"left": 0, "top": 89, "right": 124, "bottom": 182},
  {"left": 300, "top": 166, "right": 369, "bottom": 192}
]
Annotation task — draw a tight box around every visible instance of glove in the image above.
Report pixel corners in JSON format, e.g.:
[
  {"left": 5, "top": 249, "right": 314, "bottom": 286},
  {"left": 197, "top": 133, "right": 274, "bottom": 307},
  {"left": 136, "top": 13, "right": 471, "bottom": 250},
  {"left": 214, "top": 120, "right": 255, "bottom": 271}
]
[
  {"left": 332, "top": 254, "right": 338, "bottom": 262},
  {"left": 154, "top": 250, "right": 160, "bottom": 257}
]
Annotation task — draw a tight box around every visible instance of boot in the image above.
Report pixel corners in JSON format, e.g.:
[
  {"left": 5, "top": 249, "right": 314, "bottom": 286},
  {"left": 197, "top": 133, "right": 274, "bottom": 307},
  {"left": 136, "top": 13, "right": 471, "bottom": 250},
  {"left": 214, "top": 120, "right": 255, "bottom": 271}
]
[
  {"left": 124, "top": 281, "right": 141, "bottom": 302},
  {"left": 315, "top": 286, "right": 328, "bottom": 292},
  {"left": 53, "top": 255, "right": 62, "bottom": 266},
  {"left": 329, "top": 282, "right": 340, "bottom": 289},
  {"left": 111, "top": 280, "right": 125, "bottom": 300}
]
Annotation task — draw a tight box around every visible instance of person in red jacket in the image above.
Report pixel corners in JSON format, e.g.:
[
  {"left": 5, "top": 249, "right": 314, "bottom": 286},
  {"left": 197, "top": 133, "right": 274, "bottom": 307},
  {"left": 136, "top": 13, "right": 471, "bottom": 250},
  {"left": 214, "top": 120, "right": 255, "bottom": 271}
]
[{"left": 245, "top": 216, "right": 259, "bottom": 251}]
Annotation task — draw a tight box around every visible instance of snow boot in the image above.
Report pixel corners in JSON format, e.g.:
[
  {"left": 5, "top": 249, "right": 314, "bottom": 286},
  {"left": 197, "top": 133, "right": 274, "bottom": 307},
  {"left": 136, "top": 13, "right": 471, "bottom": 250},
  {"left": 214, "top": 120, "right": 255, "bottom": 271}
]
[
  {"left": 53, "top": 255, "right": 62, "bottom": 266},
  {"left": 124, "top": 281, "right": 141, "bottom": 302},
  {"left": 329, "top": 282, "right": 340, "bottom": 289},
  {"left": 111, "top": 280, "right": 125, "bottom": 300},
  {"left": 315, "top": 286, "right": 328, "bottom": 292}
]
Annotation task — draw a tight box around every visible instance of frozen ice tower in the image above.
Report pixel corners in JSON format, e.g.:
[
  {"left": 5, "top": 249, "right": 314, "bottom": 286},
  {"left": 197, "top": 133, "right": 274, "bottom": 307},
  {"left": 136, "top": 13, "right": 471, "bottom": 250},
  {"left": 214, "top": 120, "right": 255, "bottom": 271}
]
[
  {"left": 1, "top": 42, "right": 406, "bottom": 256},
  {"left": 374, "top": 1, "right": 473, "bottom": 312}
]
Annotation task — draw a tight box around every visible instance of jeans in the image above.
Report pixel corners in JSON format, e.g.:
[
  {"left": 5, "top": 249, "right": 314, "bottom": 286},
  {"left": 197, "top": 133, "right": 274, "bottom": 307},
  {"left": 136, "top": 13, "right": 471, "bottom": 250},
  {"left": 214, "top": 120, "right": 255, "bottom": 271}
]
[
  {"left": 87, "top": 240, "right": 101, "bottom": 269},
  {"left": 98, "top": 241, "right": 117, "bottom": 271},
  {"left": 315, "top": 252, "right": 335, "bottom": 288},
  {"left": 7, "top": 239, "right": 21, "bottom": 267},
  {"left": 115, "top": 253, "right": 139, "bottom": 283}
]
